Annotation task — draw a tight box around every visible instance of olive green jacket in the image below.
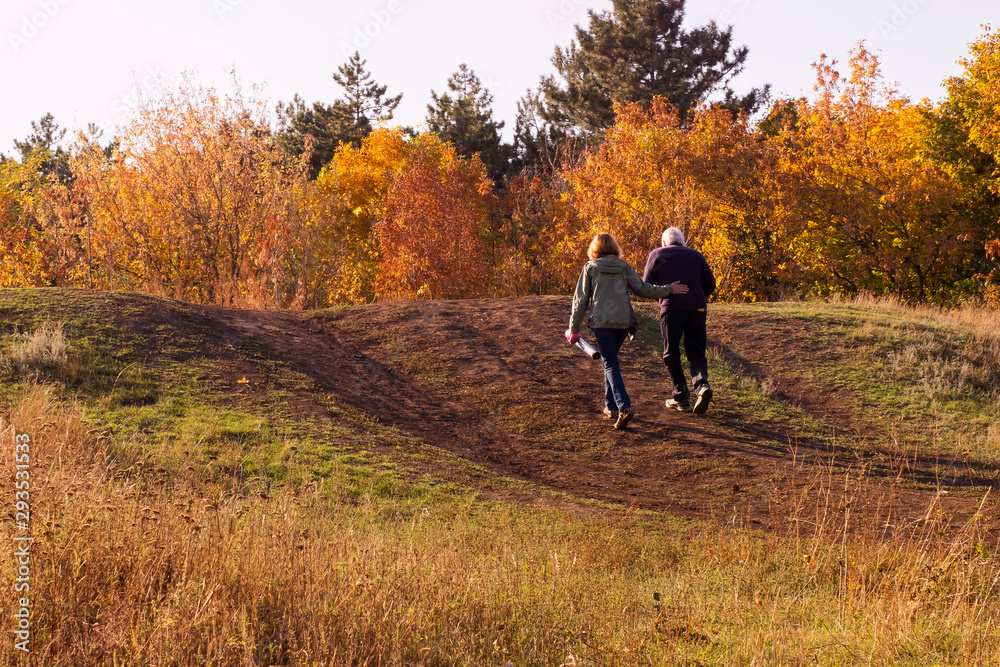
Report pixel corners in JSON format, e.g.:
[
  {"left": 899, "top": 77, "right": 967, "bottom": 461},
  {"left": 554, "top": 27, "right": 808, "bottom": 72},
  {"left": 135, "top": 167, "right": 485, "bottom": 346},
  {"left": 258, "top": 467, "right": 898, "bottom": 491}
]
[{"left": 569, "top": 255, "right": 674, "bottom": 332}]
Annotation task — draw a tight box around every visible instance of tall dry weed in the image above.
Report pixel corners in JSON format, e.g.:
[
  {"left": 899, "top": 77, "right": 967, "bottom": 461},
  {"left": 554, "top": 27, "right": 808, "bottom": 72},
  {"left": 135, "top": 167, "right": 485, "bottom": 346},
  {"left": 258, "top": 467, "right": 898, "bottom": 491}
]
[{"left": 1, "top": 322, "right": 70, "bottom": 378}]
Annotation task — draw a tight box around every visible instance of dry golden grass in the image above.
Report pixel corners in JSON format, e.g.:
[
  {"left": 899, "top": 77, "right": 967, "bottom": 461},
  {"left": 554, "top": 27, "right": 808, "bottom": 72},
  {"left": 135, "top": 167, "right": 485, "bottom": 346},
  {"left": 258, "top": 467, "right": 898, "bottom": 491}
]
[
  {"left": 853, "top": 292, "right": 1000, "bottom": 364},
  {"left": 1, "top": 384, "right": 1000, "bottom": 665},
  {"left": 1, "top": 322, "right": 70, "bottom": 378}
]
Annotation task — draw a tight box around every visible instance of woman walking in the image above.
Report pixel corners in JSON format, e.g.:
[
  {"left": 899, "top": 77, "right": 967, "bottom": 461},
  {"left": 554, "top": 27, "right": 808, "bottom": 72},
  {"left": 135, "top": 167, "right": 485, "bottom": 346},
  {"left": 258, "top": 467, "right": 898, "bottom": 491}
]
[{"left": 566, "top": 233, "right": 688, "bottom": 429}]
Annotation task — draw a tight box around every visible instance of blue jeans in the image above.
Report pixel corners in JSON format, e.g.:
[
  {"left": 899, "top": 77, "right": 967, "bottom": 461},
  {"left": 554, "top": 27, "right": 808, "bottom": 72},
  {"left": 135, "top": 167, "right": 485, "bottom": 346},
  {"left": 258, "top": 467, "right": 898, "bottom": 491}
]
[{"left": 593, "top": 328, "right": 631, "bottom": 412}]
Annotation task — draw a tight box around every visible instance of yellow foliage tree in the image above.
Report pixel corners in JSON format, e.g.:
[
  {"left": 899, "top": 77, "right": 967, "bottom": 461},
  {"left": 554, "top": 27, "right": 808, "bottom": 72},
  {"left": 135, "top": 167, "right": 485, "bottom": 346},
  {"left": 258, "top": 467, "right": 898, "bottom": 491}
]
[
  {"left": 0, "top": 153, "right": 46, "bottom": 286},
  {"left": 0, "top": 150, "right": 89, "bottom": 288},
  {"left": 565, "top": 99, "right": 694, "bottom": 267},
  {"left": 779, "top": 44, "right": 972, "bottom": 302},
  {"left": 309, "top": 128, "right": 410, "bottom": 304},
  {"left": 949, "top": 26, "right": 1000, "bottom": 170},
  {"left": 677, "top": 107, "right": 798, "bottom": 301},
  {"left": 944, "top": 26, "right": 1000, "bottom": 304}
]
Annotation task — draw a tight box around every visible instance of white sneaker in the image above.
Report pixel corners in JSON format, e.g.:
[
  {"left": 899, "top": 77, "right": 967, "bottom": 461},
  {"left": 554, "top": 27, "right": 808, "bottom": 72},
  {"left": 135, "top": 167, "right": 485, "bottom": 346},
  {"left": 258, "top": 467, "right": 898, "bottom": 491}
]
[
  {"left": 692, "top": 385, "right": 713, "bottom": 415},
  {"left": 665, "top": 397, "right": 690, "bottom": 412}
]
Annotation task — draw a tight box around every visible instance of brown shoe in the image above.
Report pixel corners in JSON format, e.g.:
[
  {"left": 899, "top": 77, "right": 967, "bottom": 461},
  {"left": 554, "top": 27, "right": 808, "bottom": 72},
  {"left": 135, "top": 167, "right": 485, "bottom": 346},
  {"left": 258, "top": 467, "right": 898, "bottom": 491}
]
[
  {"left": 614, "top": 407, "right": 634, "bottom": 430},
  {"left": 602, "top": 406, "right": 619, "bottom": 420}
]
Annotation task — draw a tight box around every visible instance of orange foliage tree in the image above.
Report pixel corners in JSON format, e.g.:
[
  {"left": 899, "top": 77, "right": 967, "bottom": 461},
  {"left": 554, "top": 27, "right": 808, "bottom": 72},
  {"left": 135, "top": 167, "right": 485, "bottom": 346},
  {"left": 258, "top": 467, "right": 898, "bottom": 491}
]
[
  {"left": 563, "top": 98, "right": 794, "bottom": 300},
  {"left": 496, "top": 169, "right": 585, "bottom": 296},
  {"left": 564, "top": 99, "right": 693, "bottom": 266},
  {"left": 311, "top": 129, "right": 494, "bottom": 303},
  {"left": 676, "top": 107, "right": 798, "bottom": 301},
  {"left": 0, "top": 149, "right": 91, "bottom": 288},
  {"left": 376, "top": 135, "right": 494, "bottom": 300},
  {"left": 72, "top": 76, "right": 310, "bottom": 307},
  {"left": 309, "top": 128, "right": 410, "bottom": 305},
  {"left": 0, "top": 152, "right": 48, "bottom": 286}
]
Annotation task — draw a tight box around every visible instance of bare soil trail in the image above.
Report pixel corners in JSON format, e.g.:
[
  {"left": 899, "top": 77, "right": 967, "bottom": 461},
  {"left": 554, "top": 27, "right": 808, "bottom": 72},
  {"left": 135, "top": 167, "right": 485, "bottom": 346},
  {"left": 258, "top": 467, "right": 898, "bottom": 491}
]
[{"left": 161, "top": 295, "right": 995, "bottom": 534}]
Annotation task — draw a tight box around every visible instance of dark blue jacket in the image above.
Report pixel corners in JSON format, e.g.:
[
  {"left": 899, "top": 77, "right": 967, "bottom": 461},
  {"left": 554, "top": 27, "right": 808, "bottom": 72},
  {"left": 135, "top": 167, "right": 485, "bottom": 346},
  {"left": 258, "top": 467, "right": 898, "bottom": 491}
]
[{"left": 642, "top": 244, "right": 716, "bottom": 314}]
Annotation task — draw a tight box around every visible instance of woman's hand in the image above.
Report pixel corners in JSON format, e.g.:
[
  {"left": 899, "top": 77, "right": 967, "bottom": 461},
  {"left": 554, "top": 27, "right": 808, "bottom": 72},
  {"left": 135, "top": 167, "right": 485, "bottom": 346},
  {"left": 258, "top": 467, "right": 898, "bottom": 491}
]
[
  {"left": 565, "top": 329, "right": 581, "bottom": 345},
  {"left": 670, "top": 281, "right": 689, "bottom": 295}
]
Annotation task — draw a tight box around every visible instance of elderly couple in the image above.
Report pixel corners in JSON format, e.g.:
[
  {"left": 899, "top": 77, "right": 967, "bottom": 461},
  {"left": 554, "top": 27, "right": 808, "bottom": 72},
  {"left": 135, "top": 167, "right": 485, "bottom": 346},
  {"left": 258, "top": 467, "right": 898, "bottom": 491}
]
[{"left": 565, "top": 228, "right": 716, "bottom": 430}]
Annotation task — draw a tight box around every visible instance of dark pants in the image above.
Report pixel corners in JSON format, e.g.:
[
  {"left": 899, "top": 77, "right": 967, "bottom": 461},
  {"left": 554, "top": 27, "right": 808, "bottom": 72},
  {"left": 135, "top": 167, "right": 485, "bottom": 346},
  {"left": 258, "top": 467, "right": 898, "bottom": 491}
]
[
  {"left": 659, "top": 310, "right": 708, "bottom": 401},
  {"left": 593, "top": 328, "right": 631, "bottom": 412}
]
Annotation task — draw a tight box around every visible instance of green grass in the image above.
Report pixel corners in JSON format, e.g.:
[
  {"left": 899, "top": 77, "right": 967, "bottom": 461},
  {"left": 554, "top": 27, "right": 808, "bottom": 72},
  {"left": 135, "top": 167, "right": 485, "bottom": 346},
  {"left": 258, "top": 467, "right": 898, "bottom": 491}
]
[
  {"left": 713, "top": 300, "right": 1000, "bottom": 459},
  {"left": 0, "top": 289, "right": 477, "bottom": 504}
]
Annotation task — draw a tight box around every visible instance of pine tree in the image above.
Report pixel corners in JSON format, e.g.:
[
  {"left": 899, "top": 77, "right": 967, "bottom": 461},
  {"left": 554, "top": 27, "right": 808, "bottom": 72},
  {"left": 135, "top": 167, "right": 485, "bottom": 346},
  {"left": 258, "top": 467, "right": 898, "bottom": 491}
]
[
  {"left": 331, "top": 51, "right": 402, "bottom": 148},
  {"left": 276, "top": 95, "right": 344, "bottom": 178},
  {"left": 6, "top": 113, "right": 73, "bottom": 183},
  {"left": 277, "top": 52, "right": 401, "bottom": 178},
  {"left": 539, "top": 0, "right": 767, "bottom": 136},
  {"left": 426, "top": 64, "right": 512, "bottom": 185}
]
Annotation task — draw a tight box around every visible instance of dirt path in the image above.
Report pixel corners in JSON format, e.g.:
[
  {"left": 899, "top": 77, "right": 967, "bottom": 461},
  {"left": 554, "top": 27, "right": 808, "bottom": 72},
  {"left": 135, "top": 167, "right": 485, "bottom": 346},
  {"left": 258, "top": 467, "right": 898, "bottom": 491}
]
[{"left": 185, "top": 296, "right": 988, "bottom": 533}]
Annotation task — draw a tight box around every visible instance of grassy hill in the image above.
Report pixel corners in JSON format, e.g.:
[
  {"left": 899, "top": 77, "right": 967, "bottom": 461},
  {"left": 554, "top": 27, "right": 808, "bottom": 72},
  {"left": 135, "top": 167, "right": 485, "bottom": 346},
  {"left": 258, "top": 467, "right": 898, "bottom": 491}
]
[{"left": 1, "top": 288, "right": 999, "bottom": 665}]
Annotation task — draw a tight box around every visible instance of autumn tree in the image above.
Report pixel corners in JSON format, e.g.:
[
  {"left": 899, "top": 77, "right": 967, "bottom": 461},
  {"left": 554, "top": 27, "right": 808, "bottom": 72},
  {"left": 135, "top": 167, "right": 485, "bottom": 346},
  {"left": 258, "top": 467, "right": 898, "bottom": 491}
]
[
  {"left": 561, "top": 97, "right": 794, "bottom": 300},
  {"left": 0, "top": 151, "right": 52, "bottom": 286},
  {"left": 0, "top": 141, "right": 90, "bottom": 288},
  {"left": 936, "top": 26, "right": 1000, "bottom": 302},
  {"left": 310, "top": 128, "right": 495, "bottom": 304},
  {"left": 538, "top": 0, "right": 766, "bottom": 137},
  {"left": 308, "top": 128, "right": 410, "bottom": 305},
  {"left": 683, "top": 107, "right": 798, "bottom": 301},
  {"left": 74, "top": 77, "right": 310, "bottom": 307},
  {"left": 777, "top": 44, "right": 972, "bottom": 302},
  {"left": 376, "top": 134, "right": 494, "bottom": 300},
  {"left": 496, "top": 168, "right": 584, "bottom": 296},
  {"left": 947, "top": 26, "right": 1000, "bottom": 172},
  {"left": 0, "top": 115, "right": 84, "bottom": 288},
  {"left": 564, "top": 98, "right": 701, "bottom": 265}
]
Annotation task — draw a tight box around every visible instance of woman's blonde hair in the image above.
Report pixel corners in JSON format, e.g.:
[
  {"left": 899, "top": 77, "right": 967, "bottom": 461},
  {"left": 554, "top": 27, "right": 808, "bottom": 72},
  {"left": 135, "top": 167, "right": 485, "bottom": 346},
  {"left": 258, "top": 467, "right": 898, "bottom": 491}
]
[{"left": 588, "top": 232, "right": 622, "bottom": 260}]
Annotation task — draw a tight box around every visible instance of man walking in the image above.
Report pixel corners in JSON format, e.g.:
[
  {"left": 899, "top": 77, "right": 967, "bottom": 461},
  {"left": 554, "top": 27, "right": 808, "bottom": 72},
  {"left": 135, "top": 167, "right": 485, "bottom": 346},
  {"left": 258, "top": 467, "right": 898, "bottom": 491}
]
[{"left": 643, "top": 227, "right": 717, "bottom": 414}]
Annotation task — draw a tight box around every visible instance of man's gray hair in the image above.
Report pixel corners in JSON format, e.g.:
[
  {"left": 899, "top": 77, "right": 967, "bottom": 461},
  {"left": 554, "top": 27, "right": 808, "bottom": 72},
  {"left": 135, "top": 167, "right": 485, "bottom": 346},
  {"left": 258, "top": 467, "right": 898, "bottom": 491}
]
[{"left": 662, "top": 227, "right": 685, "bottom": 246}]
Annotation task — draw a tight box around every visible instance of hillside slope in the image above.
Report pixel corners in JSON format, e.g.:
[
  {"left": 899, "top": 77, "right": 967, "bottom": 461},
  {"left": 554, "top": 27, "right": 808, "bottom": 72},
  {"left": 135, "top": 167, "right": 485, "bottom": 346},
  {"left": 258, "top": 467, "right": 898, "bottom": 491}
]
[{"left": 1, "top": 289, "right": 995, "bottom": 532}]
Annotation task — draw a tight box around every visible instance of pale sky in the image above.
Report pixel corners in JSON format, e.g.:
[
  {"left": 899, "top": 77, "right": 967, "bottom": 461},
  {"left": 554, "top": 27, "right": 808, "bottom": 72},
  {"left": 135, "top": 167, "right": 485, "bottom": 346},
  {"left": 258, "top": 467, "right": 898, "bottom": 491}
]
[{"left": 1, "top": 0, "right": 996, "bottom": 151}]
